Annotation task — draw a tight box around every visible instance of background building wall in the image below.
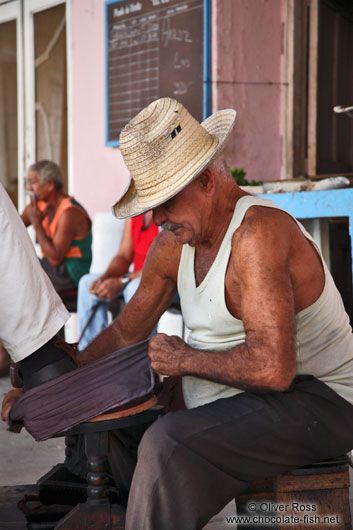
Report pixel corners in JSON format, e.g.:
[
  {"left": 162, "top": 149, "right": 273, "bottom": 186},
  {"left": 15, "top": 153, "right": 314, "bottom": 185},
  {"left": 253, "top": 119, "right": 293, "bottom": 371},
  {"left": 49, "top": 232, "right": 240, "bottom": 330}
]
[
  {"left": 71, "top": 0, "right": 129, "bottom": 218},
  {"left": 212, "top": 0, "right": 285, "bottom": 182}
]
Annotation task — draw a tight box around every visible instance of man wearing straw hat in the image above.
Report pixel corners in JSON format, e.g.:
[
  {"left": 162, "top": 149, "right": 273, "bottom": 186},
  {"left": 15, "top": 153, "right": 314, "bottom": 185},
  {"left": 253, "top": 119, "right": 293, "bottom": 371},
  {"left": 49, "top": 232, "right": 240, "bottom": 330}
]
[
  {"left": 74, "top": 97, "right": 353, "bottom": 529},
  {"left": 75, "top": 97, "right": 353, "bottom": 529}
]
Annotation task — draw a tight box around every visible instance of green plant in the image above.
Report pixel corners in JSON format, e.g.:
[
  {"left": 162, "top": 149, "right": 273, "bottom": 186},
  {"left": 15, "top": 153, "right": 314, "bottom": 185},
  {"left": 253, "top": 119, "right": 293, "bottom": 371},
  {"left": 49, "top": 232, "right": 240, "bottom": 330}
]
[{"left": 230, "top": 168, "right": 262, "bottom": 186}]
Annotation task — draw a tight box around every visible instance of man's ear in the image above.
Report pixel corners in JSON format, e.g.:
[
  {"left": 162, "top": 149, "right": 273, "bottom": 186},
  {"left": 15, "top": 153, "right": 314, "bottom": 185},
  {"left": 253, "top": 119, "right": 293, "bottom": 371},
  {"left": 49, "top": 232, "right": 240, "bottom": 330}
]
[
  {"left": 197, "top": 168, "right": 216, "bottom": 196},
  {"left": 47, "top": 180, "right": 55, "bottom": 192}
]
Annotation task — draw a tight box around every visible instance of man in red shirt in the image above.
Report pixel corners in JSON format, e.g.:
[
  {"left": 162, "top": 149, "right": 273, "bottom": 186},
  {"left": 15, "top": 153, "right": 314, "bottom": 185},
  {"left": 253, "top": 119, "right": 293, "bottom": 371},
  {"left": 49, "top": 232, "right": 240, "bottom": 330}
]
[{"left": 77, "top": 211, "right": 158, "bottom": 349}]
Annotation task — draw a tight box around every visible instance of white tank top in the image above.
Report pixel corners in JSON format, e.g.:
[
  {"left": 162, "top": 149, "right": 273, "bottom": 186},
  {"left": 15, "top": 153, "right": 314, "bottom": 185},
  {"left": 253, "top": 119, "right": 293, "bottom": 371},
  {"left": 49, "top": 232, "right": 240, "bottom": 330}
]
[{"left": 178, "top": 196, "right": 353, "bottom": 409}]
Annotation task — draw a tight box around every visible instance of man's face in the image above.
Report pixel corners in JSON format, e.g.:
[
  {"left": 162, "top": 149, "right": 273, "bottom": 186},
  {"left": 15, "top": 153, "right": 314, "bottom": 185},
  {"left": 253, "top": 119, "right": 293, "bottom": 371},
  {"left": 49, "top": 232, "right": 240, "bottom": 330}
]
[
  {"left": 152, "top": 180, "right": 203, "bottom": 246},
  {"left": 26, "top": 170, "right": 51, "bottom": 201}
]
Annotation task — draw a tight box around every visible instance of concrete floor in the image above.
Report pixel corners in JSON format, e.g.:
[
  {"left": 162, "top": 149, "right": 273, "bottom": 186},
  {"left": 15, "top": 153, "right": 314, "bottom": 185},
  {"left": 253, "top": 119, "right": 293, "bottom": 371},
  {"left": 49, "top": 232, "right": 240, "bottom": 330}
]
[
  {"left": 0, "top": 376, "right": 66, "bottom": 487},
  {"left": 1, "top": 374, "right": 353, "bottom": 529}
]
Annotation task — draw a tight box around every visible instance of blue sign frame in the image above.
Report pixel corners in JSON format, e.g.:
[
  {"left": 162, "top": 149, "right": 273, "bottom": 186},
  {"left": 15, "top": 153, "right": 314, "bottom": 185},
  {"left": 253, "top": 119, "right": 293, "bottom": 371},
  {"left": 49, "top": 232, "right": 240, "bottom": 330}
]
[{"left": 104, "top": 0, "right": 212, "bottom": 147}]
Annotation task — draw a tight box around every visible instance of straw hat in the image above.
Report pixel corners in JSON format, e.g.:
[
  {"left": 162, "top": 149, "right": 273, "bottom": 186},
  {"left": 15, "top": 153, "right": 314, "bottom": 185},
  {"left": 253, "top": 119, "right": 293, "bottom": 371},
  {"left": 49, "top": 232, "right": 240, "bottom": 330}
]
[{"left": 113, "top": 97, "right": 236, "bottom": 219}]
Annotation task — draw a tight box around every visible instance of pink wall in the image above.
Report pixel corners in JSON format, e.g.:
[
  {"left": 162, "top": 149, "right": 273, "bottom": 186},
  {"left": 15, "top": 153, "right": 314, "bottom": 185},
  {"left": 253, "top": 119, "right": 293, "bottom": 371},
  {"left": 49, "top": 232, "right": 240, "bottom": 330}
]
[
  {"left": 71, "top": 0, "right": 130, "bottom": 219},
  {"left": 212, "top": 0, "right": 285, "bottom": 182}
]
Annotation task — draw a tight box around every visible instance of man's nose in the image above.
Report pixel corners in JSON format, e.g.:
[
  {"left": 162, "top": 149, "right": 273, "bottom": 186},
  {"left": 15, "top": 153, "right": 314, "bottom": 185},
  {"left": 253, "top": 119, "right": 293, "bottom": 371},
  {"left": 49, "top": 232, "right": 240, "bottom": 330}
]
[{"left": 152, "top": 205, "right": 166, "bottom": 226}]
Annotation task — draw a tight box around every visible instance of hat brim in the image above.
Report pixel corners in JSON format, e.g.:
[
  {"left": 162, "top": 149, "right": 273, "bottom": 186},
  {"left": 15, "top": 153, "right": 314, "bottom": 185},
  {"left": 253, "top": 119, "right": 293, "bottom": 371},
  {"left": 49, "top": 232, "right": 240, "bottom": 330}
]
[{"left": 112, "top": 108, "right": 237, "bottom": 219}]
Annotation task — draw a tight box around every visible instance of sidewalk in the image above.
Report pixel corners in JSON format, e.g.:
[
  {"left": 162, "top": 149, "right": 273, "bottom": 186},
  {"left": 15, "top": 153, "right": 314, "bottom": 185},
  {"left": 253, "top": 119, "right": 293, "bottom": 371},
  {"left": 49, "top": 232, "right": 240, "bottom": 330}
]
[{"left": 0, "top": 376, "right": 65, "bottom": 487}]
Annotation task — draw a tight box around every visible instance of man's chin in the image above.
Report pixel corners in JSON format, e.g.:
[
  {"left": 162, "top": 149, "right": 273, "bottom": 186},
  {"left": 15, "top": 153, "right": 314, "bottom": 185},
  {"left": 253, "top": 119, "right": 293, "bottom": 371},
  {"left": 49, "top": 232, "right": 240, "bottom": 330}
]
[{"left": 172, "top": 230, "right": 193, "bottom": 246}]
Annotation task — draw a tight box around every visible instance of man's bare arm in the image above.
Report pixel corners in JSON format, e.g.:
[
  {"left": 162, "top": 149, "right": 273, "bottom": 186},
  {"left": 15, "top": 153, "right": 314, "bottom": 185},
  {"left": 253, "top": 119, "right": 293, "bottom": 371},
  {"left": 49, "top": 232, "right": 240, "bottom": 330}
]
[
  {"left": 25, "top": 206, "right": 82, "bottom": 266},
  {"left": 149, "top": 216, "right": 297, "bottom": 392},
  {"left": 78, "top": 231, "right": 181, "bottom": 365}
]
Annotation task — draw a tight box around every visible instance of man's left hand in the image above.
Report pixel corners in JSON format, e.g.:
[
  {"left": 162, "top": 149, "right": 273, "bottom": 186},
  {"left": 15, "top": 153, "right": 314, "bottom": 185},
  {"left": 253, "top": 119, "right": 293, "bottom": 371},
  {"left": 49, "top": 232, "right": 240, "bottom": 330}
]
[{"left": 148, "top": 333, "right": 191, "bottom": 376}]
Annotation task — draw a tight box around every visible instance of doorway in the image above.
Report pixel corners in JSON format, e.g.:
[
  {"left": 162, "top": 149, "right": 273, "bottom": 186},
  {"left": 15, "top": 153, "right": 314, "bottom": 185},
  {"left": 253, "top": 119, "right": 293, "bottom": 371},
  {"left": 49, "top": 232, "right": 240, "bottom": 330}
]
[{"left": 0, "top": 0, "right": 68, "bottom": 211}]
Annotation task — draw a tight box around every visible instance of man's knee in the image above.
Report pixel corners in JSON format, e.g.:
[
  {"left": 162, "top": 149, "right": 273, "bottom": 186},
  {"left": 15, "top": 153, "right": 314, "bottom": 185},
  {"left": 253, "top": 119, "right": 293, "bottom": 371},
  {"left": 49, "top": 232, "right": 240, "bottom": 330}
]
[
  {"left": 78, "top": 274, "right": 98, "bottom": 297},
  {"left": 137, "top": 413, "right": 183, "bottom": 463},
  {"left": 78, "top": 273, "right": 95, "bottom": 292}
]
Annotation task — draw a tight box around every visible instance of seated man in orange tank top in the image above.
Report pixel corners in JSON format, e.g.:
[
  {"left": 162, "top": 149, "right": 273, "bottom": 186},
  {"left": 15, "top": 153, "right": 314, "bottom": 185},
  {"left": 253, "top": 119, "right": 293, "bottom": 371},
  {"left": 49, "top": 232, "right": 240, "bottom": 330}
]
[{"left": 21, "top": 160, "right": 92, "bottom": 292}]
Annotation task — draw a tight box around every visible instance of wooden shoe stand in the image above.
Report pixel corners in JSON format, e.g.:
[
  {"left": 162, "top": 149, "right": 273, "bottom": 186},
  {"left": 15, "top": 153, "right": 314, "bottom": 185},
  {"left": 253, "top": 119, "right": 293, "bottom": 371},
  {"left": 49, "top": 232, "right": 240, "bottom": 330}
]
[{"left": 236, "top": 456, "right": 352, "bottom": 529}]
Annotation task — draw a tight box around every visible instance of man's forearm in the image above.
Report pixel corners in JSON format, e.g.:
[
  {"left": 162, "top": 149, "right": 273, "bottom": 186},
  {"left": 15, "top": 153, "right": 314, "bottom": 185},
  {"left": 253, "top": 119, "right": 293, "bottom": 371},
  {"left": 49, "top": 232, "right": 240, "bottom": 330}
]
[
  {"left": 78, "top": 323, "right": 125, "bottom": 365},
  {"left": 78, "top": 321, "right": 148, "bottom": 366},
  {"left": 78, "top": 303, "right": 156, "bottom": 365},
  {"left": 149, "top": 335, "right": 296, "bottom": 393},
  {"left": 102, "top": 256, "right": 131, "bottom": 280},
  {"left": 180, "top": 344, "right": 278, "bottom": 392},
  {"left": 33, "top": 223, "right": 62, "bottom": 265}
]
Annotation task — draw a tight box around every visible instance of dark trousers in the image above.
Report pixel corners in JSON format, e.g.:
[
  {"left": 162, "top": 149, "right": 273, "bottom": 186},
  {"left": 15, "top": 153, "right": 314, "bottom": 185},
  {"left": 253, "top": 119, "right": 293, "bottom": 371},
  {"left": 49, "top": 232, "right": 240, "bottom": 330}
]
[
  {"left": 40, "top": 257, "right": 76, "bottom": 292},
  {"left": 106, "top": 376, "right": 353, "bottom": 530}
]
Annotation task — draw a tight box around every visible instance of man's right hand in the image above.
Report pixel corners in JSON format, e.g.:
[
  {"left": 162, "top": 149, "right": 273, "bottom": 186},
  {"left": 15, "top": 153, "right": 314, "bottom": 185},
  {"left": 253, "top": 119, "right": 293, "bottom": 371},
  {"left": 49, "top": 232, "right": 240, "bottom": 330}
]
[{"left": 1, "top": 388, "right": 24, "bottom": 424}]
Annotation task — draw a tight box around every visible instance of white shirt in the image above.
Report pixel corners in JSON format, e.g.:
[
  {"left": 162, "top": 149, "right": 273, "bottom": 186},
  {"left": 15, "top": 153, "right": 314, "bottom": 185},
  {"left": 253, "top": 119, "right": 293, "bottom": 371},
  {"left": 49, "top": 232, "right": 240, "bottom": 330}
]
[{"left": 0, "top": 184, "right": 69, "bottom": 362}]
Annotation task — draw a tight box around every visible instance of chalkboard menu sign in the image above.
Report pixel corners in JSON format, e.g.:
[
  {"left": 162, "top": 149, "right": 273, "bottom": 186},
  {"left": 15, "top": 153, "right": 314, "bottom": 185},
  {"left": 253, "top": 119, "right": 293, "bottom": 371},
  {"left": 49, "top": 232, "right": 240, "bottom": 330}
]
[{"left": 105, "top": 0, "right": 211, "bottom": 145}]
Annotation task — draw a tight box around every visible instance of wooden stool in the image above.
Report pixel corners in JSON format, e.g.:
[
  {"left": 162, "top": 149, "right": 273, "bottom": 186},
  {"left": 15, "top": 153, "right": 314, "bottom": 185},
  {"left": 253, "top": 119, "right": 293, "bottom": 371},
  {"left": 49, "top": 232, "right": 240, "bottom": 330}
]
[
  {"left": 37, "top": 396, "right": 162, "bottom": 530},
  {"left": 236, "top": 456, "right": 351, "bottom": 529}
]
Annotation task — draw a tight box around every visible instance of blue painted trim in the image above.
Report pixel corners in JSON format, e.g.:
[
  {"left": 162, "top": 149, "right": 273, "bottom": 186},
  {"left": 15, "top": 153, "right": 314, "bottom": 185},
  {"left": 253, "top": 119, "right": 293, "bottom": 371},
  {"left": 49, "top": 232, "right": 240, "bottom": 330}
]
[
  {"left": 258, "top": 188, "right": 353, "bottom": 282},
  {"left": 104, "top": 1, "right": 110, "bottom": 146},
  {"left": 203, "top": 0, "right": 212, "bottom": 119},
  {"left": 258, "top": 188, "right": 353, "bottom": 219}
]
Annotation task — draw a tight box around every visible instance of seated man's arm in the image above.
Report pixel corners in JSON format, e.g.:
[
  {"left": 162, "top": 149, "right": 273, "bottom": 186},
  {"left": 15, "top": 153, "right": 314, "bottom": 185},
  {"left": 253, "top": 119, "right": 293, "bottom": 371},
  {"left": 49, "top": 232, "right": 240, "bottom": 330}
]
[
  {"left": 34, "top": 208, "right": 86, "bottom": 266},
  {"left": 149, "top": 214, "right": 297, "bottom": 393},
  {"left": 78, "top": 230, "right": 181, "bottom": 365}
]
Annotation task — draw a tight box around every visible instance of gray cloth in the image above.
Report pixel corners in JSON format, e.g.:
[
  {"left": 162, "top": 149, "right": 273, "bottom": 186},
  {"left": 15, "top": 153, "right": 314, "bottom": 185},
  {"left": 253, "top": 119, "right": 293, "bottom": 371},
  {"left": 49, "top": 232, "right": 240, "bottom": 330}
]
[
  {"left": 122, "top": 376, "right": 353, "bottom": 530},
  {"left": 9, "top": 339, "right": 153, "bottom": 441},
  {"left": 40, "top": 257, "right": 76, "bottom": 291}
]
